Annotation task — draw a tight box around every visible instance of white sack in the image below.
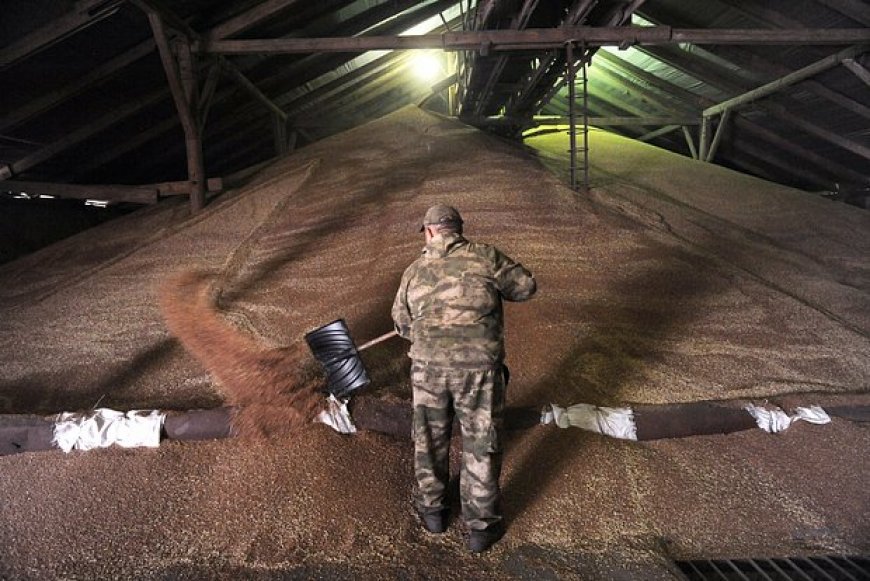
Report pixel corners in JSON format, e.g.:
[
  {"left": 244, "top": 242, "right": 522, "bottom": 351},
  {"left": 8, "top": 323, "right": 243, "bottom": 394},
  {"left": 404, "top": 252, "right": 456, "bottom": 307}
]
[
  {"left": 53, "top": 408, "right": 165, "bottom": 453},
  {"left": 744, "top": 404, "right": 830, "bottom": 434},
  {"left": 315, "top": 394, "right": 357, "bottom": 434},
  {"left": 541, "top": 403, "right": 637, "bottom": 441}
]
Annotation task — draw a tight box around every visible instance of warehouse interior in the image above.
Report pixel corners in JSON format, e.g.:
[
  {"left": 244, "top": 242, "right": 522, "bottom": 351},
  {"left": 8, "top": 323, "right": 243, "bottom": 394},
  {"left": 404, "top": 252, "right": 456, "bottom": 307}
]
[{"left": 1, "top": 1, "right": 869, "bottom": 579}]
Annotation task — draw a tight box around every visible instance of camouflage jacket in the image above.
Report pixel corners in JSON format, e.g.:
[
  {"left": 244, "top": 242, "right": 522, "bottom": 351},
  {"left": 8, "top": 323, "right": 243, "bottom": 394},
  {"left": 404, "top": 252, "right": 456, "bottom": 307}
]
[{"left": 391, "top": 233, "right": 536, "bottom": 367}]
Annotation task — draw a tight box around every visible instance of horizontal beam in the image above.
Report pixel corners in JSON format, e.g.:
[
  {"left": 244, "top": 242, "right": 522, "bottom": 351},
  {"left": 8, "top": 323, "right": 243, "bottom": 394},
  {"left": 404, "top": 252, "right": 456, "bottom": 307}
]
[
  {"left": 534, "top": 115, "right": 700, "bottom": 126},
  {"left": 1, "top": 180, "right": 158, "bottom": 204},
  {"left": 704, "top": 45, "right": 868, "bottom": 116},
  {"left": 197, "top": 26, "right": 870, "bottom": 55},
  {"left": 153, "top": 177, "right": 223, "bottom": 195},
  {"left": 0, "top": 0, "right": 122, "bottom": 68},
  {"left": 470, "top": 115, "right": 700, "bottom": 127}
]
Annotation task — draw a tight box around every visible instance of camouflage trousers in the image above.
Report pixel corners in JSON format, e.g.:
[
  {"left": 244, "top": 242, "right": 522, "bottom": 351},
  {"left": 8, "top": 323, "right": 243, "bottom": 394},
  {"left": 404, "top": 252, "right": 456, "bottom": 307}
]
[{"left": 410, "top": 361, "right": 506, "bottom": 531}]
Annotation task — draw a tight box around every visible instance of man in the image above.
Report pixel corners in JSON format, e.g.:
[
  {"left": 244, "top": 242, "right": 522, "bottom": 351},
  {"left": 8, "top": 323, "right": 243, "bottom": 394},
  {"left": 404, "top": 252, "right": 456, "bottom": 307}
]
[{"left": 391, "top": 204, "right": 536, "bottom": 553}]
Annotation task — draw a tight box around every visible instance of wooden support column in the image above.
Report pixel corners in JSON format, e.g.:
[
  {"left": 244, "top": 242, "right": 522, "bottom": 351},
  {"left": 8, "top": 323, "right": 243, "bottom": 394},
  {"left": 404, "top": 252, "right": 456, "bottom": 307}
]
[
  {"left": 705, "top": 109, "right": 731, "bottom": 162},
  {"left": 197, "top": 60, "right": 222, "bottom": 132},
  {"left": 639, "top": 124, "right": 681, "bottom": 142},
  {"left": 682, "top": 126, "right": 698, "bottom": 159},
  {"left": 273, "top": 113, "right": 289, "bottom": 156},
  {"left": 698, "top": 115, "right": 711, "bottom": 162},
  {"left": 147, "top": 12, "right": 206, "bottom": 213},
  {"left": 843, "top": 58, "right": 870, "bottom": 88}
]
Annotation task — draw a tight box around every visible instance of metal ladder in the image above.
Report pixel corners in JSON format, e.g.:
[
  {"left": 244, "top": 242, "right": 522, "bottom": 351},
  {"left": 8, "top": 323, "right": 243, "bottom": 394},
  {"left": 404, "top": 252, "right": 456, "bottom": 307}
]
[{"left": 566, "top": 42, "right": 590, "bottom": 192}]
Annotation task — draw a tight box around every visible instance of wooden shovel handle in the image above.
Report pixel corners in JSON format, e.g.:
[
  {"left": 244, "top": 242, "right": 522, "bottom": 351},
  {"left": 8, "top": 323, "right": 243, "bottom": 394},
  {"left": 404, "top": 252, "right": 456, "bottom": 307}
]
[{"left": 357, "top": 330, "right": 398, "bottom": 351}]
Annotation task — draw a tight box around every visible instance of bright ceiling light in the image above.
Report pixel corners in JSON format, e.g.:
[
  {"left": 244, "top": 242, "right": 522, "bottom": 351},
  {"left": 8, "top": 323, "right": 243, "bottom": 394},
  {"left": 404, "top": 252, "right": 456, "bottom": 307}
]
[{"left": 413, "top": 53, "right": 443, "bottom": 81}]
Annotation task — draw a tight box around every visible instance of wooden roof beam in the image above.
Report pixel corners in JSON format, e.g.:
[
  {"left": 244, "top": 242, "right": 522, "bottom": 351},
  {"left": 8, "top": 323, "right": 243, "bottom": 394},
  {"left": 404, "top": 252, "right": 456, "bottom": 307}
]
[
  {"left": 704, "top": 46, "right": 868, "bottom": 116},
  {"left": 206, "top": 0, "right": 308, "bottom": 42},
  {"left": 0, "top": 88, "right": 166, "bottom": 181},
  {"left": 474, "top": 115, "right": 700, "bottom": 126},
  {"left": 0, "top": 0, "right": 123, "bottom": 69},
  {"left": 734, "top": 117, "right": 870, "bottom": 185},
  {"left": 813, "top": 0, "right": 870, "bottom": 26},
  {"left": 471, "top": 0, "right": 541, "bottom": 116},
  {"left": 1, "top": 179, "right": 158, "bottom": 204},
  {"left": 198, "top": 27, "right": 870, "bottom": 55},
  {"left": 0, "top": 39, "right": 155, "bottom": 133},
  {"left": 843, "top": 57, "right": 870, "bottom": 87}
]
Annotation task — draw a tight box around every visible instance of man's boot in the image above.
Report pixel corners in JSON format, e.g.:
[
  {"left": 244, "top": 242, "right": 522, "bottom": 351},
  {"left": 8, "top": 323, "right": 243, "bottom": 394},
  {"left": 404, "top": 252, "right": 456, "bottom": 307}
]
[
  {"left": 418, "top": 509, "right": 447, "bottom": 534},
  {"left": 467, "top": 522, "right": 504, "bottom": 553}
]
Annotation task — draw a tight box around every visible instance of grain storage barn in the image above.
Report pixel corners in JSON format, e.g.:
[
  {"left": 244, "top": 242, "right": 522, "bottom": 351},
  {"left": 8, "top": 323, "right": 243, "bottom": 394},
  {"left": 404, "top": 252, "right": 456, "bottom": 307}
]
[{"left": 1, "top": 1, "right": 869, "bottom": 578}]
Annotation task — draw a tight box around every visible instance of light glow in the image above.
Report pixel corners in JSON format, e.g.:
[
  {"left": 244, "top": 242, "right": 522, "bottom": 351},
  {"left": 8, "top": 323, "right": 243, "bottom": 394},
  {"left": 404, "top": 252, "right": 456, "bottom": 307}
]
[{"left": 412, "top": 52, "right": 443, "bottom": 81}]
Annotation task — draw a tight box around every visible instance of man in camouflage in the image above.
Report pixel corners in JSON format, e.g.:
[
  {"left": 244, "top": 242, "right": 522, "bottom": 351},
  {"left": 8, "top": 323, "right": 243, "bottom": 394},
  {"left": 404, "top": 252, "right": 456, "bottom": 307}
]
[{"left": 391, "top": 204, "right": 536, "bottom": 553}]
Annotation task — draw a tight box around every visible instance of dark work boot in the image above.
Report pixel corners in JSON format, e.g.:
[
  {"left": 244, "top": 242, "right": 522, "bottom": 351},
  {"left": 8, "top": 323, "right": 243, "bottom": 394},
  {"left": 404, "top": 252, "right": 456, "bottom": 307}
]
[
  {"left": 467, "top": 522, "right": 505, "bottom": 553},
  {"left": 418, "top": 509, "right": 447, "bottom": 534}
]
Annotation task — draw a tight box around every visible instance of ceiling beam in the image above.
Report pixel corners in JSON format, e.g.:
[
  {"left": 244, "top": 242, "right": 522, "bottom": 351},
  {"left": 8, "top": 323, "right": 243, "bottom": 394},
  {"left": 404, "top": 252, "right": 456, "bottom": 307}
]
[
  {"left": 0, "top": 88, "right": 166, "bottom": 181},
  {"left": 471, "top": 0, "right": 541, "bottom": 116},
  {"left": 733, "top": 116, "right": 869, "bottom": 185},
  {"left": 0, "top": 39, "right": 155, "bottom": 134},
  {"left": 198, "top": 27, "right": 870, "bottom": 55},
  {"left": 474, "top": 115, "right": 700, "bottom": 126},
  {"left": 206, "top": 0, "right": 308, "bottom": 41},
  {"left": 763, "top": 101, "right": 870, "bottom": 162},
  {"left": 0, "top": 0, "right": 123, "bottom": 69},
  {"left": 704, "top": 43, "right": 870, "bottom": 122},
  {"left": 813, "top": 0, "right": 870, "bottom": 26},
  {"left": 842, "top": 57, "right": 870, "bottom": 87},
  {"left": 704, "top": 45, "right": 868, "bottom": 116},
  {"left": 1, "top": 179, "right": 158, "bottom": 204}
]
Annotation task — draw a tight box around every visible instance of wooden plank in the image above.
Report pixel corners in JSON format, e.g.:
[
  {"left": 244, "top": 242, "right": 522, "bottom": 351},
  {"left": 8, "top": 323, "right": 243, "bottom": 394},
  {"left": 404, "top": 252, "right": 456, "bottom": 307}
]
[
  {"left": 198, "top": 27, "right": 870, "bottom": 55},
  {"left": 206, "top": 0, "right": 308, "bottom": 42},
  {"left": 0, "top": 0, "right": 122, "bottom": 68},
  {"left": 813, "top": 0, "right": 870, "bottom": 26},
  {"left": 220, "top": 57, "right": 287, "bottom": 120},
  {"left": 519, "top": 115, "right": 700, "bottom": 126},
  {"left": 763, "top": 101, "right": 870, "bottom": 162},
  {"left": 5, "top": 88, "right": 166, "bottom": 178},
  {"left": 0, "top": 39, "right": 155, "bottom": 133},
  {"left": 639, "top": 124, "right": 681, "bottom": 142},
  {"left": 843, "top": 58, "right": 870, "bottom": 87},
  {"left": 146, "top": 11, "right": 206, "bottom": 211},
  {"left": 703, "top": 45, "right": 867, "bottom": 116},
  {"left": 152, "top": 177, "right": 223, "bottom": 195},
  {"left": 734, "top": 116, "right": 870, "bottom": 185},
  {"left": 2, "top": 180, "right": 158, "bottom": 204}
]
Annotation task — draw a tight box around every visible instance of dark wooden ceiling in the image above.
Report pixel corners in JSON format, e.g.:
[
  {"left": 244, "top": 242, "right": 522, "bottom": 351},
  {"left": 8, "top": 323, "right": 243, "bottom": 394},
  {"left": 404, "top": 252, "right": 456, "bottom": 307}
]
[{"left": 1, "top": 0, "right": 868, "bottom": 209}]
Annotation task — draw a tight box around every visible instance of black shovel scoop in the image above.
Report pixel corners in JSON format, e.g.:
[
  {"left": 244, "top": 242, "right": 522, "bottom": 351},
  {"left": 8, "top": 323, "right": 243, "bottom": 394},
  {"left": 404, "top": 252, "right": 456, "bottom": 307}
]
[{"left": 304, "top": 319, "right": 397, "bottom": 399}]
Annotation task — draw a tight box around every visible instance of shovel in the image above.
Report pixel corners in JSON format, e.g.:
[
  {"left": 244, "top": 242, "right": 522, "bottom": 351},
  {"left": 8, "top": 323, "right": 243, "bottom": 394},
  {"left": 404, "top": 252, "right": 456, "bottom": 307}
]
[{"left": 304, "top": 319, "right": 397, "bottom": 398}]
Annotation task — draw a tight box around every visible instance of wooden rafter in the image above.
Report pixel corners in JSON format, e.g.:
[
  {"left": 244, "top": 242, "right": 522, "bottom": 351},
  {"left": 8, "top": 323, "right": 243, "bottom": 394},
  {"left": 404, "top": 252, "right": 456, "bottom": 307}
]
[
  {"left": 0, "top": 89, "right": 166, "bottom": 181},
  {"left": 843, "top": 58, "right": 870, "bottom": 87},
  {"left": 0, "top": 0, "right": 123, "bottom": 69},
  {"left": 0, "top": 39, "right": 155, "bottom": 134},
  {"left": 734, "top": 116, "right": 870, "bottom": 185},
  {"left": 704, "top": 45, "right": 868, "bottom": 116},
  {"left": 707, "top": 44, "right": 870, "bottom": 122},
  {"left": 1, "top": 180, "right": 157, "bottom": 204},
  {"left": 516, "top": 0, "right": 647, "bottom": 118},
  {"left": 206, "top": 0, "right": 308, "bottom": 42},
  {"left": 199, "top": 27, "right": 870, "bottom": 56},
  {"left": 813, "top": 0, "right": 870, "bottom": 26},
  {"left": 471, "top": 0, "right": 541, "bottom": 116},
  {"left": 117, "top": 1, "right": 455, "bottom": 178}
]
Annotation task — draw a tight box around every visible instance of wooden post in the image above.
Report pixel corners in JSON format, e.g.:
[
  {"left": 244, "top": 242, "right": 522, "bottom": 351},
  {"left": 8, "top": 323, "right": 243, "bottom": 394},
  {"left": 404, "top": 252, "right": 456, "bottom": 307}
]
[
  {"left": 705, "top": 109, "right": 731, "bottom": 162},
  {"left": 682, "top": 126, "right": 698, "bottom": 159},
  {"left": 698, "top": 115, "right": 711, "bottom": 162},
  {"left": 147, "top": 12, "right": 206, "bottom": 213},
  {"left": 273, "top": 113, "right": 289, "bottom": 156}
]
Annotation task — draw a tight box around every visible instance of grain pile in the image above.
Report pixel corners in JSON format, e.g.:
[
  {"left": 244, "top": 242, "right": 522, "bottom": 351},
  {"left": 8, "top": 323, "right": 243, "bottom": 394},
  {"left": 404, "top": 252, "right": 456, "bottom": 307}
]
[{"left": 0, "top": 107, "right": 867, "bottom": 579}]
